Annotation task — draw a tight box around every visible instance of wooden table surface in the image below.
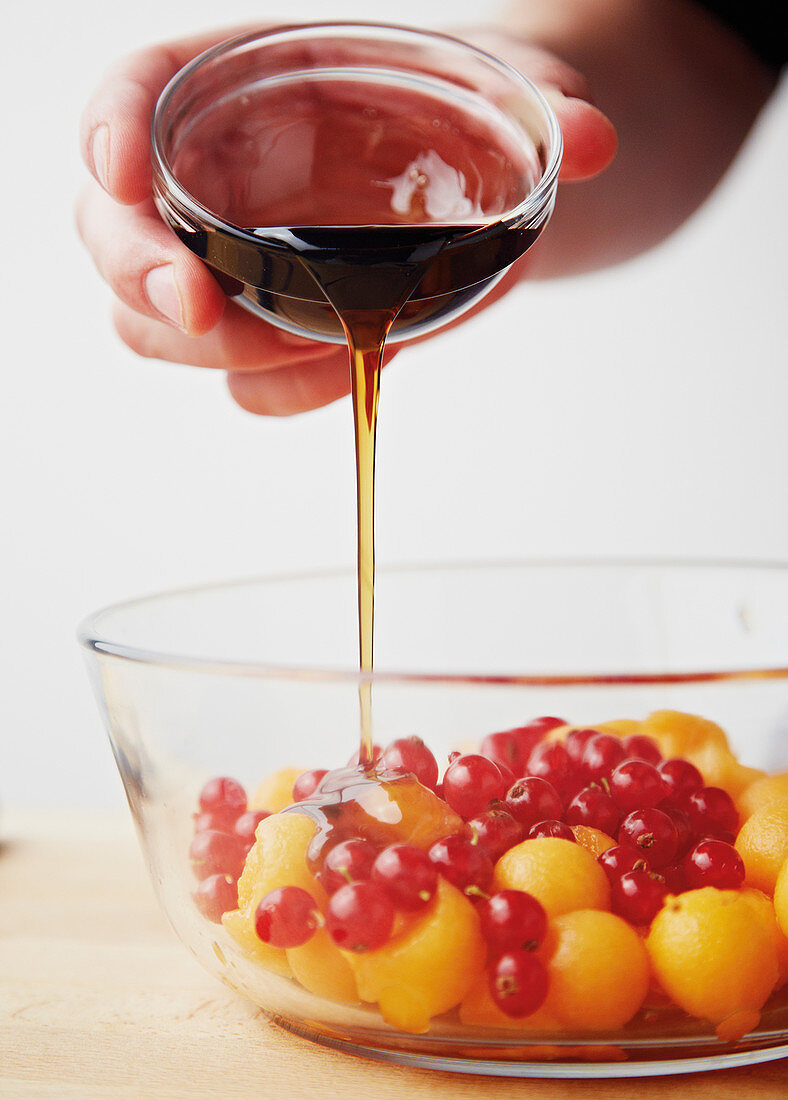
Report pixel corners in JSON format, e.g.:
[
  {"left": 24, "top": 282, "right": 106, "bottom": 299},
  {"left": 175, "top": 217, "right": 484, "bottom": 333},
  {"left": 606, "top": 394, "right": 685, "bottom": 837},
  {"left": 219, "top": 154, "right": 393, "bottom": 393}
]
[{"left": 1, "top": 811, "right": 785, "bottom": 1100}]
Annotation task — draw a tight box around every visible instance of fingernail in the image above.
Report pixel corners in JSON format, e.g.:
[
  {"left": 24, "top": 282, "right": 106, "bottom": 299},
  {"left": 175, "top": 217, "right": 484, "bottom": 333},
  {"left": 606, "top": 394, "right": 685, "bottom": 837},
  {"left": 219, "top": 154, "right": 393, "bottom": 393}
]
[
  {"left": 145, "top": 264, "right": 185, "bottom": 330},
  {"left": 91, "top": 123, "right": 110, "bottom": 190}
]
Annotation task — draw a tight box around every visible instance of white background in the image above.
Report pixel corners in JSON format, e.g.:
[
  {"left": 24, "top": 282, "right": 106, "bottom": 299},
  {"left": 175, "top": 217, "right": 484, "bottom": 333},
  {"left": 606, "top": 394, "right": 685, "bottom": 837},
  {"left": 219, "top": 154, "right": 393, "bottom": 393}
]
[{"left": 1, "top": 1, "right": 786, "bottom": 810}]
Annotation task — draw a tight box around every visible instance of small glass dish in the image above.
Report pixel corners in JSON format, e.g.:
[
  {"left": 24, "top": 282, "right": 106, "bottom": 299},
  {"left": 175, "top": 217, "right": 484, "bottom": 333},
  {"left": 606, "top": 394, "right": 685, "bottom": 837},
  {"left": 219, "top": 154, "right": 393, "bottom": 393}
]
[
  {"left": 150, "top": 22, "right": 561, "bottom": 344},
  {"left": 79, "top": 561, "right": 788, "bottom": 1078}
]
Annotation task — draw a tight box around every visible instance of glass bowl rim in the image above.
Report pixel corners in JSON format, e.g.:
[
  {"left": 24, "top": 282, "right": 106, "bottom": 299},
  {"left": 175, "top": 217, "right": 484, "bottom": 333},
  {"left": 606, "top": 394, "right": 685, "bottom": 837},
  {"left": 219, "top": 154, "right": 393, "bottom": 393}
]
[
  {"left": 77, "top": 556, "right": 788, "bottom": 685},
  {"left": 149, "top": 20, "right": 564, "bottom": 242}
]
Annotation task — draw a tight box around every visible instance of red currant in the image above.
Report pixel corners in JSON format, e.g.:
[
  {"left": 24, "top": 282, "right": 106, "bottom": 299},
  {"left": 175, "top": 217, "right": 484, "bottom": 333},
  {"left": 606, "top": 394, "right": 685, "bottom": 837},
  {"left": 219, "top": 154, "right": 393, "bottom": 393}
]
[
  {"left": 372, "top": 844, "right": 438, "bottom": 910},
  {"left": 292, "top": 769, "right": 328, "bottom": 802},
  {"left": 658, "top": 758, "right": 704, "bottom": 805},
  {"left": 526, "top": 741, "right": 577, "bottom": 801},
  {"left": 610, "top": 868, "right": 668, "bottom": 926},
  {"left": 428, "top": 833, "right": 494, "bottom": 896},
  {"left": 197, "top": 776, "right": 247, "bottom": 823},
  {"left": 661, "top": 863, "right": 687, "bottom": 894},
  {"left": 482, "top": 716, "right": 566, "bottom": 774},
  {"left": 477, "top": 890, "right": 547, "bottom": 954},
  {"left": 683, "top": 839, "right": 745, "bottom": 890},
  {"left": 504, "top": 776, "right": 562, "bottom": 829},
  {"left": 480, "top": 730, "right": 528, "bottom": 778},
  {"left": 581, "top": 733, "right": 626, "bottom": 783},
  {"left": 686, "top": 786, "right": 739, "bottom": 838},
  {"left": 565, "top": 786, "right": 621, "bottom": 835},
  {"left": 232, "top": 809, "right": 271, "bottom": 847},
  {"left": 378, "top": 736, "right": 439, "bottom": 792},
  {"left": 528, "top": 819, "right": 576, "bottom": 841},
  {"left": 320, "top": 837, "right": 378, "bottom": 894},
  {"left": 466, "top": 809, "right": 524, "bottom": 862},
  {"left": 443, "top": 754, "right": 507, "bottom": 819},
  {"left": 598, "top": 844, "right": 650, "bottom": 882},
  {"left": 523, "top": 716, "right": 567, "bottom": 737},
  {"left": 609, "top": 760, "right": 666, "bottom": 813},
  {"left": 564, "top": 727, "right": 600, "bottom": 764},
  {"left": 489, "top": 950, "right": 549, "bottom": 1017},
  {"left": 661, "top": 805, "right": 693, "bottom": 859},
  {"left": 255, "top": 886, "right": 321, "bottom": 947},
  {"left": 325, "top": 881, "right": 394, "bottom": 951},
  {"left": 622, "top": 734, "right": 662, "bottom": 766},
  {"left": 193, "top": 809, "right": 239, "bottom": 834},
  {"left": 193, "top": 873, "right": 238, "bottom": 923},
  {"left": 618, "top": 808, "right": 678, "bottom": 868},
  {"left": 189, "top": 829, "right": 248, "bottom": 881}
]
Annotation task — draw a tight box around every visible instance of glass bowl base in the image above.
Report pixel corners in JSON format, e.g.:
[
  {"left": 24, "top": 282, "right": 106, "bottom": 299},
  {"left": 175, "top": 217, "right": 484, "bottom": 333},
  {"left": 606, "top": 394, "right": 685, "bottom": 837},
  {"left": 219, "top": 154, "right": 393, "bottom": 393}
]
[{"left": 269, "top": 1013, "right": 788, "bottom": 1079}]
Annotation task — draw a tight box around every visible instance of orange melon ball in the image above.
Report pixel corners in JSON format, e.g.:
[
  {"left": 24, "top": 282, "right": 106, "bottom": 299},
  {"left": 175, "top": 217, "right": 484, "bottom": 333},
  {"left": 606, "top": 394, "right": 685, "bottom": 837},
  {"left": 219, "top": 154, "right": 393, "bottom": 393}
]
[
  {"left": 344, "top": 877, "right": 485, "bottom": 1034},
  {"left": 774, "top": 857, "right": 788, "bottom": 939},
  {"left": 737, "top": 773, "right": 788, "bottom": 823},
  {"left": 646, "top": 888, "right": 778, "bottom": 1028},
  {"left": 735, "top": 798, "right": 788, "bottom": 895},
  {"left": 223, "top": 811, "right": 324, "bottom": 978},
  {"left": 493, "top": 838, "right": 610, "bottom": 919},
  {"left": 541, "top": 910, "right": 650, "bottom": 1031}
]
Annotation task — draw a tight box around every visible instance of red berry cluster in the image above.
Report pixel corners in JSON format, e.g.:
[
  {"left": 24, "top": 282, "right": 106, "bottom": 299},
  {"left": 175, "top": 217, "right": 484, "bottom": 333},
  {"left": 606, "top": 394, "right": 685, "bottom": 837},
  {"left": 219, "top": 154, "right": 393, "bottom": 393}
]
[
  {"left": 189, "top": 776, "right": 270, "bottom": 922},
  {"left": 463, "top": 725, "right": 742, "bottom": 927},
  {"left": 256, "top": 840, "right": 440, "bottom": 953}
]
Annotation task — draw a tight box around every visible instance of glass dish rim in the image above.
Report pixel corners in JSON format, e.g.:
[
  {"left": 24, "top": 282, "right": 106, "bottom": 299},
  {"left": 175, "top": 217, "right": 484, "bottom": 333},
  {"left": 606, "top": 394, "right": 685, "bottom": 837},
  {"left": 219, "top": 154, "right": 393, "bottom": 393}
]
[
  {"left": 77, "top": 556, "right": 788, "bottom": 684},
  {"left": 149, "top": 20, "right": 564, "bottom": 242}
]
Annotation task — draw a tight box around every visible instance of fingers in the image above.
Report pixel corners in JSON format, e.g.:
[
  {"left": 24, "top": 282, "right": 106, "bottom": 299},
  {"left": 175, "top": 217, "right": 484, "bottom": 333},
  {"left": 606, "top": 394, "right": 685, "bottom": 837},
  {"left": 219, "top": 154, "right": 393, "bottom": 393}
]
[
  {"left": 114, "top": 298, "right": 349, "bottom": 415},
  {"left": 79, "top": 25, "right": 259, "bottom": 205},
  {"left": 113, "top": 298, "right": 402, "bottom": 417},
  {"left": 112, "top": 298, "right": 338, "bottom": 373},
  {"left": 459, "top": 29, "right": 618, "bottom": 182},
  {"left": 227, "top": 357, "right": 352, "bottom": 416},
  {"left": 543, "top": 89, "right": 618, "bottom": 181},
  {"left": 228, "top": 343, "right": 401, "bottom": 416},
  {"left": 76, "top": 183, "right": 226, "bottom": 335}
]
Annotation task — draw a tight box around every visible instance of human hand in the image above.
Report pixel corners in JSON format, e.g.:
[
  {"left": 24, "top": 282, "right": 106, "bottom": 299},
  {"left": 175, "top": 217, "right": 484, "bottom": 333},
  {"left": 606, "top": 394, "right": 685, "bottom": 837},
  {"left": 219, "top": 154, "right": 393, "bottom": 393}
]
[{"left": 77, "top": 25, "right": 616, "bottom": 416}]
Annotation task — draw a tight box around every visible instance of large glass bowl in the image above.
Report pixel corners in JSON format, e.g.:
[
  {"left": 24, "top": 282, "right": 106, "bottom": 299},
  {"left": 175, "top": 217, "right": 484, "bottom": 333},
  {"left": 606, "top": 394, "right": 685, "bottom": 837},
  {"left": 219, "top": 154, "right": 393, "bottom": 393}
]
[{"left": 78, "top": 561, "right": 788, "bottom": 1077}]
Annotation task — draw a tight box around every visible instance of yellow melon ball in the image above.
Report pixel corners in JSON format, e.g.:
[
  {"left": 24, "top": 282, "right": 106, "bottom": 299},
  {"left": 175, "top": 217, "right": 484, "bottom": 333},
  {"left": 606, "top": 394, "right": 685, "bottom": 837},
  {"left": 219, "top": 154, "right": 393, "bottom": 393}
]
[
  {"left": 597, "top": 720, "right": 642, "bottom": 739},
  {"left": 646, "top": 888, "right": 778, "bottom": 1028},
  {"left": 344, "top": 877, "right": 485, "bottom": 1034},
  {"left": 250, "top": 767, "right": 306, "bottom": 812},
  {"left": 735, "top": 798, "right": 788, "bottom": 895},
  {"left": 286, "top": 928, "right": 359, "bottom": 1004},
  {"left": 737, "top": 773, "right": 788, "bottom": 823},
  {"left": 740, "top": 887, "right": 788, "bottom": 989},
  {"left": 724, "top": 763, "right": 768, "bottom": 800},
  {"left": 223, "top": 811, "right": 324, "bottom": 977},
  {"left": 222, "top": 907, "right": 293, "bottom": 978},
  {"left": 541, "top": 910, "right": 650, "bottom": 1031},
  {"left": 493, "top": 838, "right": 610, "bottom": 919},
  {"left": 774, "top": 858, "right": 788, "bottom": 939},
  {"left": 640, "top": 710, "right": 730, "bottom": 758}
]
